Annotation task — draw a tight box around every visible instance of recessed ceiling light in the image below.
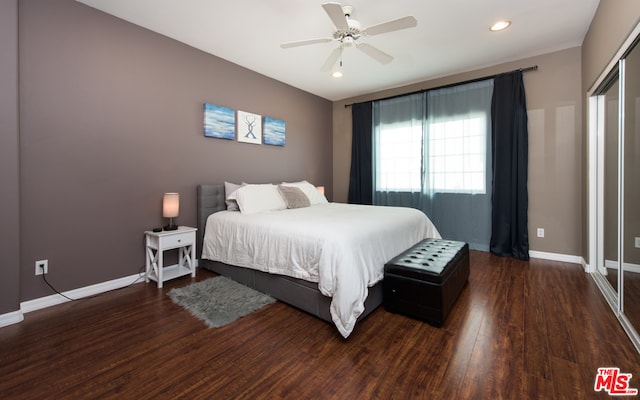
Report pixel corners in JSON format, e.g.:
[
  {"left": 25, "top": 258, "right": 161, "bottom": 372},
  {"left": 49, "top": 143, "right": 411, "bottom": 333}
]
[
  {"left": 332, "top": 70, "right": 343, "bottom": 78},
  {"left": 490, "top": 20, "right": 511, "bottom": 32}
]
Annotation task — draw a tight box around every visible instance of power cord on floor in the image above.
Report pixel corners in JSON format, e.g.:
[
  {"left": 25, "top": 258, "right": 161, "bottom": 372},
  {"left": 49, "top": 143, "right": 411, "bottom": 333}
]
[
  {"left": 39, "top": 264, "right": 146, "bottom": 302},
  {"left": 41, "top": 272, "right": 76, "bottom": 301}
]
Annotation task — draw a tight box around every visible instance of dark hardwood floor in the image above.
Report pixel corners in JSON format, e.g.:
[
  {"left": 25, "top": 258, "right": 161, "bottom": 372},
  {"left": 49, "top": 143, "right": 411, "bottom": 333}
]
[
  {"left": 1, "top": 251, "right": 639, "bottom": 399},
  {"left": 605, "top": 267, "right": 640, "bottom": 334},
  {"left": 625, "top": 271, "right": 640, "bottom": 337}
]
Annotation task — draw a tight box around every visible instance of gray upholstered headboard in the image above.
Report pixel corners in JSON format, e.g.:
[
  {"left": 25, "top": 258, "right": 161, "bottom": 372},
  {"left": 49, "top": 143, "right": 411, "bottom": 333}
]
[{"left": 197, "top": 184, "right": 226, "bottom": 258}]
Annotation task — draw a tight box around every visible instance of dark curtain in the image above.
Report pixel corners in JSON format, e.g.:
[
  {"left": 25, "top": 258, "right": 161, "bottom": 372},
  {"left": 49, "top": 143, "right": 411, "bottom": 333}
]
[
  {"left": 348, "top": 101, "right": 373, "bottom": 204},
  {"left": 490, "top": 71, "right": 529, "bottom": 260}
]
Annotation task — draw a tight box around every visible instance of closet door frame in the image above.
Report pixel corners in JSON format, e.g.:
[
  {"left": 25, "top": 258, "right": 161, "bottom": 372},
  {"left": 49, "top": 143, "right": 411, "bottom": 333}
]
[{"left": 588, "top": 21, "right": 640, "bottom": 353}]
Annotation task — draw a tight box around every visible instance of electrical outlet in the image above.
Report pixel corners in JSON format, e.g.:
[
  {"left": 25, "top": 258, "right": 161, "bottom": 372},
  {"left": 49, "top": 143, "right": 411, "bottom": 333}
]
[
  {"left": 537, "top": 228, "right": 545, "bottom": 238},
  {"left": 636, "top": 237, "right": 640, "bottom": 248},
  {"left": 35, "top": 260, "right": 48, "bottom": 275}
]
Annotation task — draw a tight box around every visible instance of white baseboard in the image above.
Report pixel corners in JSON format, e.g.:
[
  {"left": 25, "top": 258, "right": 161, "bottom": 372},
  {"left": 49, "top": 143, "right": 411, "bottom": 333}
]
[
  {"left": 0, "top": 273, "right": 144, "bottom": 328},
  {"left": 604, "top": 259, "right": 640, "bottom": 274},
  {"left": 0, "top": 310, "right": 24, "bottom": 328},
  {"left": 582, "top": 259, "right": 594, "bottom": 273},
  {"left": 20, "top": 272, "right": 145, "bottom": 314},
  {"left": 1, "top": 261, "right": 202, "bottom": 328},
  {"left": 528, "top": 250, "right": 583, "bottom": 265}
]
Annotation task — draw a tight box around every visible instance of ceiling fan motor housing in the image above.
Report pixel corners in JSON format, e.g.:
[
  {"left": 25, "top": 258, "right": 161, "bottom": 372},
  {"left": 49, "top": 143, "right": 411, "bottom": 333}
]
[{"left": 333, "top": 6, "right": 362, "bottom": 42}]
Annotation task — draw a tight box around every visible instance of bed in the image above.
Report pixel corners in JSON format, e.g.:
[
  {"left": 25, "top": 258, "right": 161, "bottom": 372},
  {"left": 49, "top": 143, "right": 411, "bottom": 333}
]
[{"left": 197, "top": 182, "right": 440, "bottom": 337}]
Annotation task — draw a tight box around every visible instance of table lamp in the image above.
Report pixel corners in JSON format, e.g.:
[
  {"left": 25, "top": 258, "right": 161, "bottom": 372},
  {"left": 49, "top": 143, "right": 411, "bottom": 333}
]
[{"left": 163, "top": 192, "right": 179, "bottom": 231}]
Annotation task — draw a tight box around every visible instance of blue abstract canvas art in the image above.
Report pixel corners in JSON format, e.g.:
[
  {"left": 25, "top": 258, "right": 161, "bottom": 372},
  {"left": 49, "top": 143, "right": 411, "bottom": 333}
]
[
  {"left": 204, "top": 103, "right": 235, "bottom": 140},
  {"left": 263, "top": 117, "right": 286, "bottom": 146}
]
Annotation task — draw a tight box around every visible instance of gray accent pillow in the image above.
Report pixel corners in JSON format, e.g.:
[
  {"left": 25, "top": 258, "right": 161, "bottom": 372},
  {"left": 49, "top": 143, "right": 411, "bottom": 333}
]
[{"left": 277, "top": 185, "right": 311, "bottom": 209}]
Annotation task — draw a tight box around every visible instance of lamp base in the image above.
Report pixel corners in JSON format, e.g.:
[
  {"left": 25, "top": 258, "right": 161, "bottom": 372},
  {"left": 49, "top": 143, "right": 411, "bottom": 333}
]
[{"left": 163, "top": 225, "right": 178, "bottom": 231}]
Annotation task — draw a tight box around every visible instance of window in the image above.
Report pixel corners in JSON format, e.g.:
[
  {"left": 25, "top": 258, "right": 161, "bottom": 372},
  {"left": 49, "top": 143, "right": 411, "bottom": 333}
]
[
  {"left": 375, "top": 114, "right": 488, "bottom": 194},
  {"left": 373, "top": 81, "right": 492, "bottom": 196},
  {"left": 428, "top": 115, "right": 487, "bottom": 194},
  {"left": 377, "top": 125, "right": 423, "bottom": 191},
  {"left": 371, "top": 79, "right": 494, "bottom": 252}
]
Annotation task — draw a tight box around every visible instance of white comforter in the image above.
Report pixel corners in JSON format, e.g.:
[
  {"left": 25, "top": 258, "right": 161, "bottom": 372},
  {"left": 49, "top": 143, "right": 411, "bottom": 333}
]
[{"left": 201, "top": 203, "right": 440, "bottom": 337}]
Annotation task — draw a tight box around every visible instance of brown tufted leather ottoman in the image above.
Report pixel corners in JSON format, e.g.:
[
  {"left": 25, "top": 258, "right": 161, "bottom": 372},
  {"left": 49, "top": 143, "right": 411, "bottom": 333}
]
[{"left": 383, "top": 238, "right": 469, "bottom": 327}]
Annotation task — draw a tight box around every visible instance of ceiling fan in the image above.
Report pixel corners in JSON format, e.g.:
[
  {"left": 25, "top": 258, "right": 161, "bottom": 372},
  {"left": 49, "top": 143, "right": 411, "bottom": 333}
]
[{"left": 280, "top": 2, "right": 417, "bottom": 72}]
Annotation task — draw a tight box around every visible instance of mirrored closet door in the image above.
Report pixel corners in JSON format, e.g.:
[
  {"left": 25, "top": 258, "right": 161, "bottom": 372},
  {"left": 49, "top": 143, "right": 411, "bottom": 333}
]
[
  {"left": 598, "top": 74, "right": 619, "bottom": 296},
  {"left": 623, "top": 38, "right": 640, "bottom": 341},
  {"left": 590, "top": 23, "right": 640, "bottom": 353}
]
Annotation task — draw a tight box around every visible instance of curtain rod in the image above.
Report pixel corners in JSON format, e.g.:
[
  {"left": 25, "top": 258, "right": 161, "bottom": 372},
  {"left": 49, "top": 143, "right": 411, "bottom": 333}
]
[{"left": 344, "top": 65, "right": 538, "bottom": 108}]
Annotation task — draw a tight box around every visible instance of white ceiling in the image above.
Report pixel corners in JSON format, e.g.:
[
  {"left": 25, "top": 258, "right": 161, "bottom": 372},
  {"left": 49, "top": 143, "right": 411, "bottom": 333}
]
[{"left": 76, "top": 0, "right": 600, "bottom": 101}]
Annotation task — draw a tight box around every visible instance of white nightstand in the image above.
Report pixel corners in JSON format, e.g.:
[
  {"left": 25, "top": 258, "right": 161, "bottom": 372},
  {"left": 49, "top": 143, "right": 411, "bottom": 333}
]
[{"left": 145, "top": 226, "right": 197, "bottom": 288}]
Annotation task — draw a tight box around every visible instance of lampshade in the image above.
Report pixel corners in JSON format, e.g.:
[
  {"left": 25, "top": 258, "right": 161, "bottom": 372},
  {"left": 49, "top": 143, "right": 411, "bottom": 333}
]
[{"left": 162, "top": 193, "right": 179, "bottom": 218}]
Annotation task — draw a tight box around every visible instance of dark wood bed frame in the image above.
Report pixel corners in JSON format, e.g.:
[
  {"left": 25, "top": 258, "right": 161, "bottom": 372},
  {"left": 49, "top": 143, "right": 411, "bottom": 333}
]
[{"left": 196, "top": 184, "right": 383, "bottom": 325}]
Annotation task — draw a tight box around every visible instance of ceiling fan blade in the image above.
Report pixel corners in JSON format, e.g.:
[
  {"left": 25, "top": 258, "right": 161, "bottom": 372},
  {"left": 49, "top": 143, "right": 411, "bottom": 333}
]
[
  {"left": 322, "top": 2, "right": 349, "bottom": 31},
  {"left": 356, "top": 43, "right": 393, "bottom": 64},
  {"left": 321, "top": 47, "right": 343, "bottom": 71},
  {"left": 363, "top": 16, "right": 417, "bottom": 36},
  {"left": 280, "top": 38, "right": 333, "bottom": 49}
]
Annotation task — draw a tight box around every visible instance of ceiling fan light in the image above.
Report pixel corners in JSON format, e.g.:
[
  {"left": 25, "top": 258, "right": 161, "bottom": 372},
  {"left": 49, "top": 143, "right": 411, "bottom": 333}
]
[
  {"left": 490, "top": 20, "right": 511, "bottom": 32},
  {"left": 332, "top": 70, "right": 343, "bottom": 78}
]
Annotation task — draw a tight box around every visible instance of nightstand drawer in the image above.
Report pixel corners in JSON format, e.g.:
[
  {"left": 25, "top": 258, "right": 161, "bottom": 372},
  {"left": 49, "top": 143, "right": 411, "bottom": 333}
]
[{"left": 161, "top": 231, "right": 194, "bottom": 249}]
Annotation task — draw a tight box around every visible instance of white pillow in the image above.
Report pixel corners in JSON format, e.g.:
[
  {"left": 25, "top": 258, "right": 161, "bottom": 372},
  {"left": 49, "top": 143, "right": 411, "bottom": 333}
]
[
  {"left": 281, "top": 180, "right": 328, "bottom": 205},
  {"left": 224, "top": 181, "right": 243, "bottom": 211},
  {"left": 233, "top": 184, "right": 287, "bottom": 214}
]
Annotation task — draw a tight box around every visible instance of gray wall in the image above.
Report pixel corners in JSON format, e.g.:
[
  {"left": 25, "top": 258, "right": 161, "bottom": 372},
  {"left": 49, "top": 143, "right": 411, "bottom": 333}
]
[
  {"left": 13, "top": 0, "right": 332, "bottom": 304},
  {"left": 7, "top": 0, "right": 638, "bottom": 315},
  {"left": 582, "top": 1, "right": 640, "bottom": 91},
  {"left": 333, "top": 47, "right": 584, "bottom": 257},
  {"left": 581, "top": 0, "right": 640, "bottom": 265},
  {"left": 0, "top": 0, "right": 20, "bottom": 314}
]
